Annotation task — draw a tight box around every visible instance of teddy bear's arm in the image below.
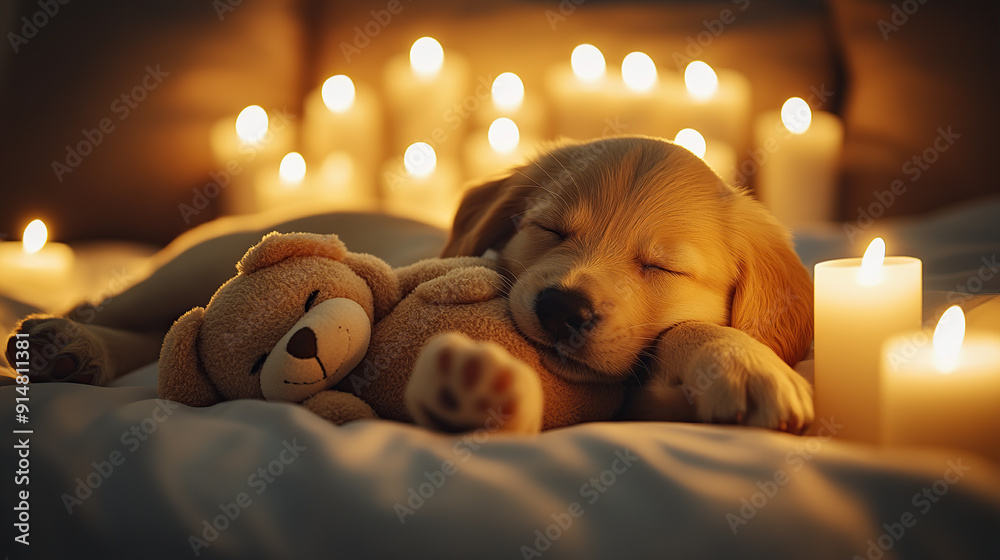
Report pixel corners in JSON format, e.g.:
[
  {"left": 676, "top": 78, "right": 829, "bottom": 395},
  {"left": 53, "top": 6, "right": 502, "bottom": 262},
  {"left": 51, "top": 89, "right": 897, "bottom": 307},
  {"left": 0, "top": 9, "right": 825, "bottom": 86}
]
[
  {"left": 395, "top": 256, "right": 495, "bottom": 297},
  {"left": 302, "top": 390, "right": 378, "bottom": 425}
]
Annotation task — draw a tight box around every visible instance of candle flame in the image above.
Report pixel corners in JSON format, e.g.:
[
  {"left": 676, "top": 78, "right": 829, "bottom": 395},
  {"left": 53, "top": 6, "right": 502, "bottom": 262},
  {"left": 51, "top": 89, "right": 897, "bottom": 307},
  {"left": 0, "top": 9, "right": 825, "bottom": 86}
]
[
  {"left": 488, "top": 118, "right": 520, "bottom": 154},
  {"left": 235, "top": 105, "right": 269, "bottom": 144},
  {"left": 278, "top": 152, "right": 307, "bottom": 187},
  {"left": 933, "top": 305, "right": 966, "bottom": 373},
  {"left": 858, "top": 237, "right": 886, "bottom": 285},
  {"left": 321, "top": 75, "right": 356, "bottom": 113},
  {"left": 674, "top": 128, "right": 707, "bottom": 158},
  {"left": 622, "top": 52, "right": 657, "bottom": 93},
  {"left": 22, "top": 219, "right": 47, "bottom": 254},
  {"left": 571, "top": 44, "right": 605, "bottom": 83},
  {"left": 781, "top": 97, "right": 812, "bottom": 134},
  {"left": 492, "top": 72, "right": 524, "bottom": 112},
  {"left": 684, "top": 61, "right": 718, "bottom": 100},
  {"left": 404, "top": 142, "right": 436, "bottom": 178},
  {"left": 410, "top": 37, "right": 444, "bottom": 78}
]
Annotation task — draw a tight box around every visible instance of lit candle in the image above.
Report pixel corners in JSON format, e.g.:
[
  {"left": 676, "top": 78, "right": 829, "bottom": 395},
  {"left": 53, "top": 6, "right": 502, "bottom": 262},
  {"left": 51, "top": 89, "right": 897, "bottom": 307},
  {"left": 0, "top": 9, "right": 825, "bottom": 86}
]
[
  {"left": 814, "top": 238, "right": 922, "bottom": 443},
  {"left": 474, "top": 72, "right": 546, "bottom": 140},
  {"left": 545, "top": 44, "right": 620, "bottom": 140},
  {"left": 382, "top": 37, "right": 469, "bottom": 160},
  {"left": 673, "top": 128, "right": 736, "bottom": 184},
  {"left": 210, "top": 105, "right": 295, "bottom": 214},
  {"left": 253, "top": 152, "right": 311, "bottom": 211},
  {"left": 882, "top": 306, "right": 1000, "bottom": 463},
  {"left": 0, "top": 219, "right": 76, "bottom": 310},
  {"left": 463, "top": 117, "right": 536, "bottom": 181},
  {"left": 302, "top": 75, "right": 380, "bottom": 207},
  {"left": 611, "top": 51, "right": 680, "bottom": 139},
  {"left": 382, "top": 142, "right": 460, "bottom": 228},
  {"left": 755, "top": 97, "right": 843, "bottom": 229}
]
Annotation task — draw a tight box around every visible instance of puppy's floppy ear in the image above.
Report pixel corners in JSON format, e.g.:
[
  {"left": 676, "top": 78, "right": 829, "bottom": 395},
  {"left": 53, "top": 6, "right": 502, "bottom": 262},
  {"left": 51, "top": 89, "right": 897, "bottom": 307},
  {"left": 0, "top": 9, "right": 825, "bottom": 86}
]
[
  {"left": 729, "top": 196, "right": 814, "bottom": 366},
  {"left": 158, "top": 307, "right": 221, "bottom": 406},
  {"left": 238, "top": 232, "right": 348, "bottom": 274},
  {"left": 441, "top": 173, "right": 530, "bottom": 257}
]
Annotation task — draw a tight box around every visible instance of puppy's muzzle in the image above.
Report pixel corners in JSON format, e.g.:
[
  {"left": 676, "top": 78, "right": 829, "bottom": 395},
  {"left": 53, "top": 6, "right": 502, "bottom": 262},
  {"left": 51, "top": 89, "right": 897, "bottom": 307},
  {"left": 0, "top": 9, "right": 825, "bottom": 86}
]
[{"left": 534, "top": 287, "right": 598, "bottom": 342}]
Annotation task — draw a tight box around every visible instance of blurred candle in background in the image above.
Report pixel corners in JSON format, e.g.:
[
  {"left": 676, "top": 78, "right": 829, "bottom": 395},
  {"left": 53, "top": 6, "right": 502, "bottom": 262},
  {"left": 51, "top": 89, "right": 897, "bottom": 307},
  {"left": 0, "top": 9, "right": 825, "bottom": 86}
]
[
  {"left": 0, "top": 219, "right": 76, "bottom": 310},
  {"left": 546, "top": 44, "right": 621, "bottom": 140},
  {"left": 613, "top": 51, "right": 677, "bottom": 139},
  {"left": 383, "top": 37, "right": 470, "bottom": 164},
  {"left": 475, "top": 72, "right": 546, "bottom": 141},
  {"left": 463, "top": 117, "right": 534, "bottom": 181},
  {"left": 302, "top": 74, "right": 380, "bottom": 208},
  {"left": 755, "top": 97, "right": 843, "bottom": 230},
  {"left": 382, "top": 142, "right": 459, "bottom": 228},
  {"left": 253, "top": 151, "right": 310, "bottom": 211},
  {"left": 673, "top": 128, "right": 736, "bottom": 184},
  {"left": 211, "top": 105, "right": 294, "bottom": 214}
]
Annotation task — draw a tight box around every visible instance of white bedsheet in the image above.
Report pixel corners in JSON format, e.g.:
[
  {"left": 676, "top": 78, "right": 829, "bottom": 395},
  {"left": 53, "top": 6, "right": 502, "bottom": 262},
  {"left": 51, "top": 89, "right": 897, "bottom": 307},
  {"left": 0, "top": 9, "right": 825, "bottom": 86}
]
[{"left": 4, "top": 198, "right": 1000, "bottom": 559}]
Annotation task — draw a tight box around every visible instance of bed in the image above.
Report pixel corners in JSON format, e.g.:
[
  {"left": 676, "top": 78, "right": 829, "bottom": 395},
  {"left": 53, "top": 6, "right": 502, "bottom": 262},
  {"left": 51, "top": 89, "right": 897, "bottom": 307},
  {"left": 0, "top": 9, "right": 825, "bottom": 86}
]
[{"left": 3, "top": 197, "right": 999, "bottom": 559}]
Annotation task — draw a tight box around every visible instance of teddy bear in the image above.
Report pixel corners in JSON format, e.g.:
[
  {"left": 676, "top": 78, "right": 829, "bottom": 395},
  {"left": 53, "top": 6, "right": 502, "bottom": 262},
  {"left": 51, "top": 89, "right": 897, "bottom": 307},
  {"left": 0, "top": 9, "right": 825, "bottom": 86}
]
[{"left": 158, "top": 231, "right": 624, "bottom": 433}]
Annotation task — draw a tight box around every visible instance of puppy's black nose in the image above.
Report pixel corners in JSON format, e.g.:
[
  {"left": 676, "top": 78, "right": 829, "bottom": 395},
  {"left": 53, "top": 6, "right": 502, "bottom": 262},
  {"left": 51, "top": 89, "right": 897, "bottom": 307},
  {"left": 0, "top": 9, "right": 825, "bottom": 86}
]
[
  {"left": 534, "top": 288, "right": 596, "bottom": 342},
  {"left": 286, "top": 327, "right": 317, "bottom": 360}
]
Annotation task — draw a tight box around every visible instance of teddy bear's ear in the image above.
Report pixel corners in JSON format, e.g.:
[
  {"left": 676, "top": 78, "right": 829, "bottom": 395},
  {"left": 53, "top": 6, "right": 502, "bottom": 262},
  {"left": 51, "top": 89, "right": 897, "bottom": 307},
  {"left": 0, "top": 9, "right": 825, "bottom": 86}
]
[
  {"left": 342, "top": 252, "right": 400, "bottom": 321},
  {"left": 237, "top": 232, "right": 348, "bottom": 275},
  {"left": 158, "top": 307, "right": 221, "bottom": 407}
]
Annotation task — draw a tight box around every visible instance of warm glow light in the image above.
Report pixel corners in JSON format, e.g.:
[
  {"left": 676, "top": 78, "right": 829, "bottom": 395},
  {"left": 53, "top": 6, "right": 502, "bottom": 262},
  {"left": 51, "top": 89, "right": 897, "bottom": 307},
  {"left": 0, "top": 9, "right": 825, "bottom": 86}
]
[
  {"left": 858, "top": 237, "right": 886, "bottom": 285},
  {"left": 278, "top": 152, "right": 307, "bottom": 187},
  {"left": 404, "top": 142, "right": 436, "bottom": 178},
  {"left": 488, "top": 118, "right": 520, "bottom": 153},
  {"left": 492, "top": 72, "right": 525, "bottom": 112},
  {"left": 621, "top": 51, "right": 657, "bottom": 92},
  {"left": 321, "top": 152, "right": 354, "bottom": 186},
  {"left": 933, "top": 306, "right": 966, "bottom": 373},
  {"left": 674, "top": 128, "right": 707, "bottom": 158},
  {"left": 235, "top": 105, "right": 268, "bottom": 144},
  {"left": 22, "top": 219, "right": 47, "bottom": 254},
  {"left": 410, "top": 37, "right": 444, "bottom": 78},
  {"left": 321, "top": 75, "right": 356, "bottom": 113},
  {"left": 684, "top": 61, "right": 718, "bottom": 100},
  {"left": 571, "top": 44, "right": 606, "bottom": 83},
  {"left": 781, "top": 97, "right": 812, "bottom": 134}
]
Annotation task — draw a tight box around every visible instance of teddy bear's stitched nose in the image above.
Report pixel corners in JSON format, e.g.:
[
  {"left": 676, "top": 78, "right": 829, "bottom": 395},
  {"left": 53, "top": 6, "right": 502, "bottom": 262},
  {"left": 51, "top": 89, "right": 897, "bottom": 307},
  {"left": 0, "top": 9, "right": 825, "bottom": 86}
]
[{"left": 286, "top": 327, "right": 318, "bottom": 360}]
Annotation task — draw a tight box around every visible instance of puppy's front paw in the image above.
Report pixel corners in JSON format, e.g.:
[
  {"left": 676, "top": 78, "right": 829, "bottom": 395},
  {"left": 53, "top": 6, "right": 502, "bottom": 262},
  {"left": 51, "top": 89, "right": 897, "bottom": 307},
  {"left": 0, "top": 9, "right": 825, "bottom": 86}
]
[
  {"left": 4, "top": 314, "right": 110, "bottom": 385},
  {"left": 685, "top": 333, "right": 813, "bottom": 434},
  {"left": 406, "top": 333, "right": 543, "bottom": 434}
]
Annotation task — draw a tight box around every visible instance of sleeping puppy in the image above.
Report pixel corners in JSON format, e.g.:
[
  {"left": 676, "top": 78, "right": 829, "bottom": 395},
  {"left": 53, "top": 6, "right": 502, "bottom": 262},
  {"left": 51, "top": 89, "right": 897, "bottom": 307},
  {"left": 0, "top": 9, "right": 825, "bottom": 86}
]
[{"left": 409, "top": 136, "right": 814, "bottom": 433}]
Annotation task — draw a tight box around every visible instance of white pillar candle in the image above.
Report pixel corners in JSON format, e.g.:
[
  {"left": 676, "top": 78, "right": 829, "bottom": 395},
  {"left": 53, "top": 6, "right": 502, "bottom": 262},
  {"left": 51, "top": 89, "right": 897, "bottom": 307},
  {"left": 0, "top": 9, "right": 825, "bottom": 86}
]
[
  {"left": 252, "top": 151, "right": 312, "bottom": 212},
  {"left": 302, "top": 75, "right": 380, "bottom": 202},
  {"left": 474, "top": 72, "right": 546, "bottom": 140},
  {"left": 545, "top": 44, "right": 622, "bottom": 140},
  {"left": 0, "top": 219, "right": 76, "bottom": 310},
  {"left": 210, "top": 105, "right": 295, "bottom": 215},
  {"left": 382, "top": 142, "right": 460, "bottom": 228},
  {"left": 755, "top": 97, "right": 843, "bottom": 229},
  {"left": 463, "top": 118, "right": 537, "bottom": 181},
  {"left": 882, "top": 306, "right": 1000, "bottom": 463},
  {"left": 673, "top": 128, "right": 736, "bottom": 185},
  {"left": 814, "top": 238, "right": 922, "bottom": 444},
  {"left": 382, "top": 37, "right": 469, "bottom": 161}
]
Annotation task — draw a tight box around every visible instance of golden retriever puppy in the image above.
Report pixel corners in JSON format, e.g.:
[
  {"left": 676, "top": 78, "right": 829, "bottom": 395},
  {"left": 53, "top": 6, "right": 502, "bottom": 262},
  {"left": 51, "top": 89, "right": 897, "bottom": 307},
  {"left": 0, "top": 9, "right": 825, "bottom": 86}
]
[{"left": 407, "top": 136, "right": 814, "bottom": 433}]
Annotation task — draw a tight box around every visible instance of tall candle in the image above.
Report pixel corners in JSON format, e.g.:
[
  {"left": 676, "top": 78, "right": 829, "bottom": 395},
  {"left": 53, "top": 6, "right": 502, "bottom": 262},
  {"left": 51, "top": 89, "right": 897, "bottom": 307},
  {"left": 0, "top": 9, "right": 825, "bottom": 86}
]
[
  {"left": 474, "top": 72, "right": 546, "bottom": 140},
  {"left": 302, "top": 75, "right": 380, "bottom": 202},
  {"left": 210, "top": 105, "right": 295, "bottom": 214},
  {"left": 382, "top": 142, "right": 460, "bottom": 228},
  {"left": 882, "top": 306, "right": 1000, "bottom": 463},
  {"left": 814, "top": 238, "right": 921, "bottom": 443},
  {"left": 463, "top": 118, "right": 536, "bottom": 181},
  {"left": 755, "top": 97, "right": 843, "bottom": 229},
  {"left": 383, "top": 37, "right": 469, "bottom": 161},
  {"left": 0, "top": 219, "right": 76, "bottom": 310},
  {"left": 545, "top": 44, "right": 619, "bottom": 140},
  {"left": 253, "top": 152, "right": 311, "bottom": 211}
]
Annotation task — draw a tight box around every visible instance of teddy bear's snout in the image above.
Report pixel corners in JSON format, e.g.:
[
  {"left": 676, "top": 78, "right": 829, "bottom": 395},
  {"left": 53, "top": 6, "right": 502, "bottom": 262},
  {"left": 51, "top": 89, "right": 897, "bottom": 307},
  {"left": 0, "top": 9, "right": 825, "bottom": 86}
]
[{"left": 286, "top": 327, "right": 318, "bottom": 360}]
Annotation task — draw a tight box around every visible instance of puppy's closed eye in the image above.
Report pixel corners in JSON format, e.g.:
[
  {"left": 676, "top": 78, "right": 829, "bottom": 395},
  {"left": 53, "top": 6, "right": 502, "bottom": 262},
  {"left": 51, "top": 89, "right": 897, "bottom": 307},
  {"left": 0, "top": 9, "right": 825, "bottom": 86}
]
[{"left": 534, "top": 222, "right": 568, "bottom": 242}]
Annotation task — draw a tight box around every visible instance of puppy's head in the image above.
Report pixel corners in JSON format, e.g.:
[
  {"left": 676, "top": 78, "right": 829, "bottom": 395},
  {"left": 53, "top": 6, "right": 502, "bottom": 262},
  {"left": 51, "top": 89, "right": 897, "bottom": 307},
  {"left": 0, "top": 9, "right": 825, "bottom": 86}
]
[{"left": 442, "top": 136, "right": 812, "bottom": 383}]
